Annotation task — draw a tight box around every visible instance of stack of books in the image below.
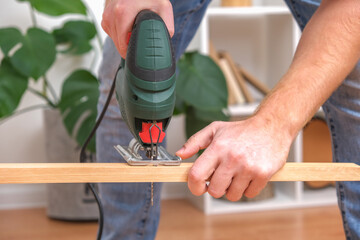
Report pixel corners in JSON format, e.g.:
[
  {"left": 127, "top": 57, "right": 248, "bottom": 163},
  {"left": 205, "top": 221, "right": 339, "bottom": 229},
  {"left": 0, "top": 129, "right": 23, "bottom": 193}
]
[{"left": 209, "top": 42, "right": 271, "bottom": 106}]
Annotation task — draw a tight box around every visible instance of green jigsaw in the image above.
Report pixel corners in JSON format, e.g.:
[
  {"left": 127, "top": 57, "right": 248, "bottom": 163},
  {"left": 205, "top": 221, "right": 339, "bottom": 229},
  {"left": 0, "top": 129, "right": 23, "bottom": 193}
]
[{"left": 114, "top": 10, "right": 181, "bottom": 166}]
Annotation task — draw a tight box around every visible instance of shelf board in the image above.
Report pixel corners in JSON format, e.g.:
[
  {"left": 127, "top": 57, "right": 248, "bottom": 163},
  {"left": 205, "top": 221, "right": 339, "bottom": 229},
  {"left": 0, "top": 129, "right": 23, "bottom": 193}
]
[
  {"left": 300, "top": 187, "right": 337, "bottom": 207},
  {"left": 207, "top": 6, "right": 291, "bottom": 17},
  {"left": 226, "top": 102, "right": 260, "bottom": 116},
  {"left": 206, "top": 187, "right": 297, "bottom": 215}
]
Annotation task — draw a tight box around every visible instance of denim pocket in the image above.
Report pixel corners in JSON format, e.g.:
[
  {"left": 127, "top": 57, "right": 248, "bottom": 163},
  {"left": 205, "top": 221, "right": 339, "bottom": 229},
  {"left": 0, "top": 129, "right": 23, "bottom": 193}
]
[
  {"left": 284, "top": 0, "right": 320, "bottom": 30},
  {"left": 171, "top": 0, "right": 211, "bottom": 60},
  {"left": 172, "top": 0, "right": 209, "bottom": 17}
]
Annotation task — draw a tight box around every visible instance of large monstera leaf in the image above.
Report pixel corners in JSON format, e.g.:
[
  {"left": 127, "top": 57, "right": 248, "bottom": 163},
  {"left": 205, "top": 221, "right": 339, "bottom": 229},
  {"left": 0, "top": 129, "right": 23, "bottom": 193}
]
[
  {"left": 0, "top": 28, "right": 23, "bottom": 56},
  {"left": 176, "top": 51, "right": 228, "bottom": 111},
  {"left": 0, "top": 58, "right": 28, "bottom": 118},
  {"left": 52, "top": 20, "right": 97, "bottom": 55},
  {"left": 10, "top": 27, "right": 56, "bottom": 80},
  {"left": 184, "top": 106, "right": 229, "bottom": 140},
  {"left": 185, "top": 107, "right": 212, "bottom": 140},
  {"left": 176, "top": 52, "right": 229, "bottom": 139},
  {"left": 59, "top": 70, "right": 99, "bottom": 152},
  {"left": 18, "top": 0, "right": 87, "bottom": 16}
]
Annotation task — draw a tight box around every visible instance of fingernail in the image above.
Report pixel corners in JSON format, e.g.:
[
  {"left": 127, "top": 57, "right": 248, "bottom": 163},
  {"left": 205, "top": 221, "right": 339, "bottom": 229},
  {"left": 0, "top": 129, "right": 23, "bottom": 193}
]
[{"left": 176, "top": 146, "right": 186, "bottom": 155}]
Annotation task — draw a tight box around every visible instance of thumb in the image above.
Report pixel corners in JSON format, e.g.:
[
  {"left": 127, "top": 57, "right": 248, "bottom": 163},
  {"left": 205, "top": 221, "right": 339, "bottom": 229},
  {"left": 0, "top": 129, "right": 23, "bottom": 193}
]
[{"left": 176, "top": 122, "right": 219, "bottom": 159}]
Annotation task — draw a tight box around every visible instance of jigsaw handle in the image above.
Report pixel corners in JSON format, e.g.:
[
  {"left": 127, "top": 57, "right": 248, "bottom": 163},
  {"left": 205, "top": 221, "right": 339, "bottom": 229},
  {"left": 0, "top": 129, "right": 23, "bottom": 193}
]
[
  {"left": 115, "top": 10, "right": 176, "bottom": 147},
  {"left": 125, "top": 10, "right": 175, "bottom": 81}
]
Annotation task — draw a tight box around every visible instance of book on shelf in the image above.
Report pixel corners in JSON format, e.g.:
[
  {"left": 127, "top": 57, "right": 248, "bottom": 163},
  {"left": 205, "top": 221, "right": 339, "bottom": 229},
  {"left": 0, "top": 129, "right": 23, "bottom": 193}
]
[
  {"left": 220, "top": 51, "right": 254, "bottom": 103},
  {"left": 209, "top": 41, "right": 272, "bottom": 106},
  {"left": 209, "top": 42, "right": 242, "bottom": 105},
  {"left": 237, "top": 66, "right": 270, "bottom": 95},
  {"left": 218, "top": 58, "right": 245, "bottom": 105}
]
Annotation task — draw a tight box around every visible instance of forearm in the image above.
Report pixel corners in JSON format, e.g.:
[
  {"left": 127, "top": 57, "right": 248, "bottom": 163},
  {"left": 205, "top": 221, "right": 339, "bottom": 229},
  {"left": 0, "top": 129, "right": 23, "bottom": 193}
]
[{"left": 255, "top": 0, "right": 360, "bottom": 139}]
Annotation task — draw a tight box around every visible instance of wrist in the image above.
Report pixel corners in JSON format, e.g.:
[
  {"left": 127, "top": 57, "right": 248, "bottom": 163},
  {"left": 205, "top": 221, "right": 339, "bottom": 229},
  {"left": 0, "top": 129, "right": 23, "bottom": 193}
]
[
  {"left": 251, "top": 99, "right": 299, "bottom": 144},
  {"left": 252, "top": 71, "right": 319, "bottom": 142}
]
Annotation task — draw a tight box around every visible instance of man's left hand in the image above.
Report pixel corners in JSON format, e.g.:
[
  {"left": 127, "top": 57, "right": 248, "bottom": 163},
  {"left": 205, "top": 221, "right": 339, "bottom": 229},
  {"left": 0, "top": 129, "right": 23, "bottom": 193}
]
[{"left": 176, "top": 117, "right": 292, "bottom": 201}]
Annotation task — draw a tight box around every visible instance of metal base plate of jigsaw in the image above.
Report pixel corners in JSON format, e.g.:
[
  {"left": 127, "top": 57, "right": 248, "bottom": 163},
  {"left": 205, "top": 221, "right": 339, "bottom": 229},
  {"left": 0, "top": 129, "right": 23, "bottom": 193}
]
[{"left": 114, "top": 139, "right": 181, "bottom": 166}]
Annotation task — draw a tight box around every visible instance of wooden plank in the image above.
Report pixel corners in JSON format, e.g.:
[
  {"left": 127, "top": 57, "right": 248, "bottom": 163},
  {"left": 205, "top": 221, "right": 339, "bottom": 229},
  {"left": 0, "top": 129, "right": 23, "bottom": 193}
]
[
  {"left": 272, "top": 163, "right": 360, "bottom": 181},
  {"left": 0, "top": 163, "right": 359, "bottom": 184},
  {"left": 0, "top": 163, "right": 190, "bottom": 184}
]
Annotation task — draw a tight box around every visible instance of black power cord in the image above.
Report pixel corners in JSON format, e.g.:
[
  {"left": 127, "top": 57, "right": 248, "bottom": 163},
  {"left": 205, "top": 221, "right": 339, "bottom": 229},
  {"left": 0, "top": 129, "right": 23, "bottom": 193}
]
[{"left": 79, "top": 67, "right": 119, "bottom": 240}]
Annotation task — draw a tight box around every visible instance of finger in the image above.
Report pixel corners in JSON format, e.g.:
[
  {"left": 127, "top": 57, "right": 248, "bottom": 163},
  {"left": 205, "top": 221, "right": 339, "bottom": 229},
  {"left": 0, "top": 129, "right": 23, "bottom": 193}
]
[
  {"left": 101, "top": 1, "right": 134, "bottom": 59},
  {"left": 112, "top": 20, "right": 125, "bottom": 58},
  {"left": 225, "top": 175, "right": 251, "bottom": 202},
  {"left": 154, "top": 1, "right": 175, "bottom": 37},
  {"left": 207, "top": 164, "right": 236, "bottom": 199},
  {"left": 101, "top": 17, "right": 117, "bottom": 51},
  {"left": 176, "top": 122, "right": 220, "bottom": 159},
  {"left": 101, "top": 3, "right": 111, "bottom": 34},
  {"left": 187, "top": 147, "right": 219, "bottom": 196},
  {"left": 243, "top": 175, "right": 269, "bottom": 199},
  {"left": 102, "top": 16, "right": 123, "bottom": 59},
  {"left": 114, "top": 11, "right": 134, "bottom": 58}
]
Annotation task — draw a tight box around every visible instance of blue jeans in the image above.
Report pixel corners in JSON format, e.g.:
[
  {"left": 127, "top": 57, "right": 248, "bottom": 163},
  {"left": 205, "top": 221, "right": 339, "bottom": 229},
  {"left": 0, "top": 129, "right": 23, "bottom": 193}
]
[
  {"left": 285, "top": 1, "right": 360, "bottom": 239},
  {"left": 96, "top": 1, "right": 211, "bottom": 239}
]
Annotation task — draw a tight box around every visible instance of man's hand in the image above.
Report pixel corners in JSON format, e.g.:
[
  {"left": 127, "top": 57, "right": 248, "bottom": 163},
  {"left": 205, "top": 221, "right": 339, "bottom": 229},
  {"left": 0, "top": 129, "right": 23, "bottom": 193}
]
[
  {"left": 102, "top": 0, "right": 174, "bottom": 58},
  {"left": 176, "top": 0, "right": 360, "bottom": 201},
  {"left": 176, "top": 117, "right": 292, "bottom": 201}
]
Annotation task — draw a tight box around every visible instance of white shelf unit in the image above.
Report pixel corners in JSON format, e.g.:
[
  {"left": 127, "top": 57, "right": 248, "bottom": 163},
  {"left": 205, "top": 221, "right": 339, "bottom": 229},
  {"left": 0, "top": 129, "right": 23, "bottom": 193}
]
[{"left": 186, "top": 6, "right": 337, "bottom": 215}]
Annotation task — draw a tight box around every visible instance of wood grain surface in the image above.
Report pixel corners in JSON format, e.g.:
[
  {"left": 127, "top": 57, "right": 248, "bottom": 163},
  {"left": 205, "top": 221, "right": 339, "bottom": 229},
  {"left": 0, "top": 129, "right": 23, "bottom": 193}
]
[
  {"left": 0, "top": 162, "right": 359, "bottom": 184},
  {"left": 0, "top": 200, "right": 344, "bottom": 240},
  {"left": 303, "top": 118, "right": 335, "bottom": 188}
]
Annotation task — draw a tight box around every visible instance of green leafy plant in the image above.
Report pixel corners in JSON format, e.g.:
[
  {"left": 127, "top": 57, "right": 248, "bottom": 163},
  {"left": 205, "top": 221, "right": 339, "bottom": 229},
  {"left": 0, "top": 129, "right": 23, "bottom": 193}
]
[
  {"left": 0, "top": 0, "right": 100, "bottom": 152},
  {"left": 175, "top": 51, "right": 230, "bottom": 139}
]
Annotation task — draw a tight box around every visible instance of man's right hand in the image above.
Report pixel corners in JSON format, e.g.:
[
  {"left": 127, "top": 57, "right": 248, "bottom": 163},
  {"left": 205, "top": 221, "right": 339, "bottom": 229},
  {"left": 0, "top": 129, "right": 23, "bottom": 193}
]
[{"left": 101, "top": 0, "right": 174, "bottom": 59}]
